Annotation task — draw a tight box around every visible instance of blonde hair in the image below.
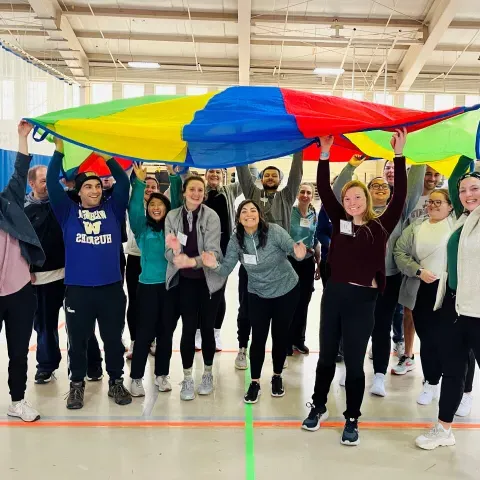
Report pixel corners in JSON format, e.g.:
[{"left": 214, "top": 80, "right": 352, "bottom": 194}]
[{"left": 341, "top": 180, "right": 378, "bottom": 223}]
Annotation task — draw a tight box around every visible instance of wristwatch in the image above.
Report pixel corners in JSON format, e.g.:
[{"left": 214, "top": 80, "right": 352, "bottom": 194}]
[{"left": 415, "top": 269, "right": 422, "bottom": 277}]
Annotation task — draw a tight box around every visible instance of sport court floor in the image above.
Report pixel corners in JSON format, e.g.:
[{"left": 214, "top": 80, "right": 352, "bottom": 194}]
[{"left": 1, "top": 266, "right": 479, "bottom": 480}]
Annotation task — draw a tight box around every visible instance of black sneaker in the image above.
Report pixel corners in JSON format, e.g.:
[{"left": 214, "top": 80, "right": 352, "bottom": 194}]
[
  {"left": 66, "top": 381, "right": 85, "bottom": 410},
  {"left": 86, "top": 367, "right": 104, "bottom": 382},
  {"left": 108, "top": 379, "right": 133, "bottom": 406},
  {"left": 302, "top": 402, "right": 329, "bottom": 431},
  {"left": 341, "top": 418, "right": 360, "bottom": 446},
  {"left": 287, "top": 345, "right": 294, "bottom": 356},
  {"left": 293, "top": 344, "right": 310, "bottom": 355},
  {"left": 271, "top": 375, "right": 285, "bottom": 397},
  {"left": 244, "top": 381, "right": 261, "bottom": 404},
  {"left": 35, "top": 371, "right": 53, "bottom": 384}
]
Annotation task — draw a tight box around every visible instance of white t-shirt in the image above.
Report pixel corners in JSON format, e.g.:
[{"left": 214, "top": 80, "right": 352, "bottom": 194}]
[{"left": 416, "top": 219, "right": 452, "bottom": 277}]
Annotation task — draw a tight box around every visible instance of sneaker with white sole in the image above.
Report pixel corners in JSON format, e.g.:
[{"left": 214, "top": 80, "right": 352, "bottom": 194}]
[
  {"left": 126, "top": 341, "right": 134, "bottom": 360},
  {"left": 339, "top": 370, "right": 346, "bottom": 387},
  {"left": 393, "top": 341, "right": 405, "bottom": 357},
  {"left": 235, "top": 348, "right": 248, "bottom": 370},
  {"left": 415, "top": 423, "right": 455, "bottom": 450},
  {"left": 417, "top": 381, "right": 439, "bottom": 405},
  {"left": 455, "top": 393, "right": 473, "bottom": 417},
  {"left": 370, "top": 373, "right": 387, "bottom": 397},
  {"left": 155, "top": 375, "right": 172, "bottom": 392},
  {"left": 195, "top": 329, "right": 202, "bottom": 351},
  {"left": 341, "top": 418, "right": 360, "bottom": 446},
  {"left": 198, "top": 372, "right": 214, "bottom": 395},
  {"left": 214, "top": 329, "right": 222, "bottom": 352},
  {"left": 130, "top": 378, "right": 145, "bottom": 397},
  {"left": 391, "top": 355, "right": 415, "bottom": 375},
  {"left": 7, "top": 399, "right": 40, "bottom": 422},
  {"left": 180, "top": 378, "right": 195, "bottom": 401},
  {"left": 302, "top": 402, "right": 329, "bottom": 432}
]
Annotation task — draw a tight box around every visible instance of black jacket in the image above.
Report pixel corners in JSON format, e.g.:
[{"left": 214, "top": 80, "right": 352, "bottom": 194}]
[
  {"left": 0, "top": 153, "right": 45, "bottom": 267},
  {"left": 24, "top": 195, "right": 65, "bottom": 272}
]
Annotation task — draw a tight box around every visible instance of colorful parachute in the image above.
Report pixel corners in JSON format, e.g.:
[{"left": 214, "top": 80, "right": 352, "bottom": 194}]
[{"left": 25, "top": 86, "right": 480, "bottom": 176}]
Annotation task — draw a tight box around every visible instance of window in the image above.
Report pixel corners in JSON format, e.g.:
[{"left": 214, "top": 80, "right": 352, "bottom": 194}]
[
  {"left": 403, "top": 93, "right": 424, "bottom": 111},
  {"left": 123, "top": 83, "right": 145, "bottom": 99},
  {"left": 465, "top": 95, "right": 480, "bottom": 107},
  {"left": 1, "top": 80, "right": 14, "bottom": 119},
  {"left": 91, "top": 83, "right": 112, "bottom": 104},
  {"left": 434, "top": 94, "right": 455, "bottom": 111},
  {"left": 343, "top": 91, "right": 364, "bottom": 101},
  {"left": 155, "top": 85, "right": 176, "bottom": 95},
  {"left": 186, "top": 86, "right": 208, "bottom": 96},
  {"left": 27, "top": 81, "right": 47, "bottom": 116},
  {"left": 374, "top": 92, "right": 394, "bottom": 106}
]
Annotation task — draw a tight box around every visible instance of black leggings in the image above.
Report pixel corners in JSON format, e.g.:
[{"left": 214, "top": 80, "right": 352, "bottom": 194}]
[
  {"left": 288, "top": 257, "right": 315, "bottom": 346},
  {"left": 197, "top": 282, "right": 227, "bottom": 330},
  {"left": 125, "top": 254, "right": 141, "bottom": 342},
  {"left": 312, "top": 281, "right": 378, "bottom": 419},
  {"left": 371, "top": 273, "right": 402, "bottom": 375},
  {"left": 237, "top": 265, "right": 250, "bottom": 348},
  {"left": 248, "top": 284, "right": 300, "bottom": 379}
]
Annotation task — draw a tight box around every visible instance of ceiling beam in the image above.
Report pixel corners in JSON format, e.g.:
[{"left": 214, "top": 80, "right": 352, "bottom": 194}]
[
  {"left": 238, "top": 0, "right": 252, "bottom": 85},
  {"left": 25, "top": 0, "right": 88, "bottom": 81},
  {"left": 397, "top": 0, "right": 460, "bottom": 92}
]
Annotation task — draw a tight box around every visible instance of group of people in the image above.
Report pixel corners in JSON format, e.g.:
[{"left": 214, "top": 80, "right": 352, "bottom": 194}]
[{"left": 0, "top": 120, "right": 478, "bottom": 452}]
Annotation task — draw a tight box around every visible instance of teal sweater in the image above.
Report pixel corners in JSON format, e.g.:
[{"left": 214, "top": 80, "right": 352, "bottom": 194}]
[{"left": 128, "top": 178, "right": 180, "bottom": 284}]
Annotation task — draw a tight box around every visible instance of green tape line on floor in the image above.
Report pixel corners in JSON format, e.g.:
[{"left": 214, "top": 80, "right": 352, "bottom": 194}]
[{"left": 244, "top": 364, "right": 255, "bottom": 480}]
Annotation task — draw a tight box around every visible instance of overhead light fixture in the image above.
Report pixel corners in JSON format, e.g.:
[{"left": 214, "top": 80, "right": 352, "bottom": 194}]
[
  {"left": 313, "top": 67, "right": 345, "bottom": 76},
  {"left": 128, "top": 61, "right": 160, "bottom": 69}
]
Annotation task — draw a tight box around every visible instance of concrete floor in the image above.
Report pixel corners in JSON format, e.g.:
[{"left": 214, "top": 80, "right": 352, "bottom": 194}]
[{"left": 1, "top": 268, "right": 479, "bottom": 480}]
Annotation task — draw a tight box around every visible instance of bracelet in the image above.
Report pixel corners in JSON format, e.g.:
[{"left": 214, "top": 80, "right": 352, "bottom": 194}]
[{"left": 320, "top": 152, "right": 330, "bottom": 160}]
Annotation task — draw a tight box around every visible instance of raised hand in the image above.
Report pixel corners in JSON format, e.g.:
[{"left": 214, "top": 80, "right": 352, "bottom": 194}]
[
  {"left": 173, "top": 253, "right": 195, "bottom": 269},
  {"left": 390, "top": 127, "right": 407, "bottom": 155},
  {"left": 293, "top": 241, "right": 307, "bottom": 260},
  {"left": 348, "top": 154, "right": 365, "bottom": 168},
  {"left": 318, "top": 135, "right": 334, "bottom": 153},
  {"left": 314, "top": 264, "right": 321, "bottom": 281},
  {"left": 201, "top": 251, "right": 217, "bottom": 268},
  {"left": 419, "top": 269, "right": 437, "bottom": 284},
  {"left": 166, "top": 233, "right": 181, "bottom": 253},
  {"left": 18, "top": 120, "right": 33, "bottom": 137},
  {"left": 53, "top": 136, "right": 64, "bottom": 153},
  {"left": 133, "top": 162, "right": 147, "bottom": 181}
]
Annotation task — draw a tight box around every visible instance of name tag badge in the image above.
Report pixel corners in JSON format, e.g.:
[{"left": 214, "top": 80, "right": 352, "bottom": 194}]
[
  {"left": 177, "top": 231, "right": 188, "bottom": 246},
  {"left": 300, "top": 218, "right": 310, "bottom": 228},
  {"left": 340, "top": 219, "right": 354, "bottom": 236},
  {"left": 243, "top": 254, "right": 257, "bottom": 265}
]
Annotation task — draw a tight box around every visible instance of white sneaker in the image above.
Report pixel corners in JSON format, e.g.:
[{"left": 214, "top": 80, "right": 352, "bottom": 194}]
[
  {"left": 393, "top": 341, "right": 405, "bottom": 357},
  {"left": 368, "top": 347, "right": 373, "bottom": 360},
  {"left": 126, "top": 341, "right": 134, "bottom": 360},
  {"left": 370, "top": 373, "right": 387, "bottom": 397},
  {"left": 214, "top": 329, "right": 222, "bottom": 352},
  {"left": 180, "top": 377, "right": 195, "bottom": 401},
  {"left": 130, "top": 378, "right": 145, "bottom": 397},
  {"left": 198, "top": 372, "right": 214, "bottom": 395},
  {"left": 415, "top": 423, "right": 455, "bottom": 450},
  {"left": 195, "top": 329, "right": 202, "bottom": 351},
  {"left": 455, "top": 393, "right": 473, "bottom": 417},
  {"left": 7, "top": 399, "right": 40, "bottom": 422},
  {"left": 155, "top": 375, "right": 172, "bottom": 392},
  {"left": 417, "top": 381, "right": 439, "bottom": 405},
  {"left": 235, "top": 348, "right": 248, "bottom": 370},
  {"left": 339, "top": 371, "right": 346, "bottom": 387}
]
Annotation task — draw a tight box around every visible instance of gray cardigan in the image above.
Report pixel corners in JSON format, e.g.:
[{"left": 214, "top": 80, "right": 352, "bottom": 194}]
[
  {"left": 236, "top": 152, "right": 303, "bottom": 232},
  {"left": 333, "top": 162, "right": 425, "bottom": 275},
  {"left": 164, "top": 204, "right": 226, "bottom": 294},
  {"left": 214, "top": 223, "right": 299, "bottom": 299}
]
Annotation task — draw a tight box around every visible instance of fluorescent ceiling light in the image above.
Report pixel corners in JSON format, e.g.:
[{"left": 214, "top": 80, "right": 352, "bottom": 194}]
[
  {"left": 128, "top": 62, "right": 160, "bottom": 69},
  {"left": 313, "top": 67, "right": 345, "bottom": 75}
]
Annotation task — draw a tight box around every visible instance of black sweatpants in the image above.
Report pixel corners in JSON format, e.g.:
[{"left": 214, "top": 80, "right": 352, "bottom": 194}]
[
  {"left": 312, "top": 281, "right": 378, "bottom": 419},
  {"left": 412, "top": 281, "right": 443, "bottom": 385},
  {"left": 371, "top": 273, "right": 402, "bottom": 375},
  {"left": 438, "top": 291, "right": 480, "bottom": 423},
  {"left": 130, "top": 283, "right": 175, "bottom": 379},
  {"left": 0, "top": 283, "right": 37, "bottom": 401},
  {"left": 237, "top": 265, "right": 250, "bottom": 348},
  {"left": 65, "top": 282, "right": 126, "bottom": 383},
  {"left": 166, "top": 276, "right": 223, "bottom": 370},
  {"left": 125, "top": 254, "right": 141, "bottom": 342},
  {"left": 288, "top": 257, "right": 315, "bottom": 346},
  {"left": 33, "top": 279, "right": 65, "bottom": 374},
  {"left": 248, "top": 284, "right": 300, "bottom": 379}
]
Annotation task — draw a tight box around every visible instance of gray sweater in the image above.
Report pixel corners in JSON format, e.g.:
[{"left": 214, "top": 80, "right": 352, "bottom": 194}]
[
  {"left": 236, "top": 152, "right": 303, "bottom": 232},
  {"left": 214, "top": 223, "right": 299, "bottom": 298},
  {"left": 164, "top": 204, "right": 226, "bottom": 294},
  {"left": 333, "top": 162, "right": 425, "bottom": 276}
]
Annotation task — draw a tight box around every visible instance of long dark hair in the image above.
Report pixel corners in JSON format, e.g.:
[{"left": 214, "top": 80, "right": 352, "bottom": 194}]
[
  {"left": 235, "top": 199, "right": 269, "bottom": 250},
  {"left": 146, "top": 192, "right": 171, "bottom": 232}
]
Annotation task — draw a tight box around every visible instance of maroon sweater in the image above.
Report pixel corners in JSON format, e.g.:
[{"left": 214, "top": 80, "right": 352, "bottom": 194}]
[{"left": 317, "top": 156, "right": 407, "bottom": 292}]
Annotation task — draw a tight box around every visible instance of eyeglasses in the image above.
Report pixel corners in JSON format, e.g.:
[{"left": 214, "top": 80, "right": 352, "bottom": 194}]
[
  {"left": 370, "top": 183, "right": 390, "bottom": 191},
  {"left": 425, "top": 200, "right": 449, "bottom": 207},
  {"left": 457, "top": 171, "right": 480, "bottom": 190}
]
